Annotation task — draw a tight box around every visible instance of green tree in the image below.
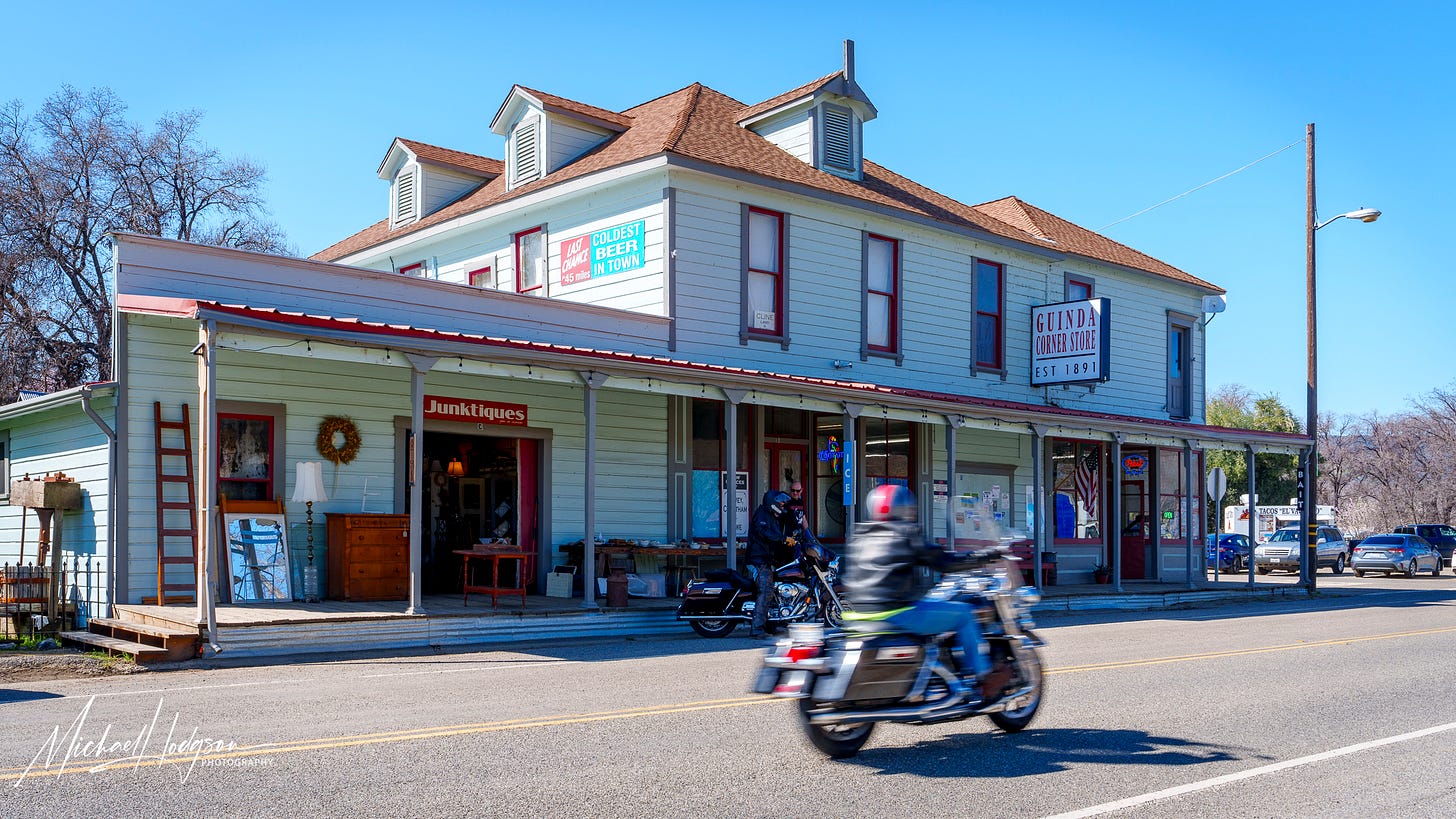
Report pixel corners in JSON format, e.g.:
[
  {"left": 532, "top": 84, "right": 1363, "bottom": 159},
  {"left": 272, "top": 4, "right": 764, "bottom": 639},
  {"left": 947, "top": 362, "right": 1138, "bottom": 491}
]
[{"left": 1205, "top": 385, "right": 1301, "bottom": 529}]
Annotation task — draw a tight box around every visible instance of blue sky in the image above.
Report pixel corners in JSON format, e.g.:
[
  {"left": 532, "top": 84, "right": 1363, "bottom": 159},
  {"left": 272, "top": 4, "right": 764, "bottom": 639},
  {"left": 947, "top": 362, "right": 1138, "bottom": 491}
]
[{"left": 3, "top": 1, "right": 1448, "bottom": 420}]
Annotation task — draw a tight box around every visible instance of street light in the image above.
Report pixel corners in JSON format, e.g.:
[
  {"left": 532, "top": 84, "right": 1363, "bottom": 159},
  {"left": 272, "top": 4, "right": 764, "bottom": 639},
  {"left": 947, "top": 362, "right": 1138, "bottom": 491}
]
[{"left": 1304, "top": 122, "right": 1379, "bottom": 592}]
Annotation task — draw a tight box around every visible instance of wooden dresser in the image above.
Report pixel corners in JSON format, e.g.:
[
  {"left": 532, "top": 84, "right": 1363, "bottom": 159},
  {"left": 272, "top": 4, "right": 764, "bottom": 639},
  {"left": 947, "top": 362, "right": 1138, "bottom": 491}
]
[{"left": 326, "top": 513, "right": 409, "bottom": 601}]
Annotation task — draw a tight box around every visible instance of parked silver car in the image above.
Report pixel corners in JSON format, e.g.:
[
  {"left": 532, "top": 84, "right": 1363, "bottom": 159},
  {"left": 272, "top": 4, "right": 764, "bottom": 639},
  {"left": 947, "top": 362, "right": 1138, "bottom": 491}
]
[
  {"left": 1254, "top": 525, "right": 1349, "bottom": 575},
  {"left": 1352, "top": 533, "right": 1443, "bottom": 577}
]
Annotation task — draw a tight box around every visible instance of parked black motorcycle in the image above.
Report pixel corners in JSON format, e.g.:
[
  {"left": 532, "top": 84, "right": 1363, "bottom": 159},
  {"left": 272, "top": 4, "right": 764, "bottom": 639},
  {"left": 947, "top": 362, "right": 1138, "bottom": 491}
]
[
  {"left": 677, "top": 537, "right": 848, "bottom": 638},
  {"left": 752, "top": 550, "right": 1046, "bottom": 758}
]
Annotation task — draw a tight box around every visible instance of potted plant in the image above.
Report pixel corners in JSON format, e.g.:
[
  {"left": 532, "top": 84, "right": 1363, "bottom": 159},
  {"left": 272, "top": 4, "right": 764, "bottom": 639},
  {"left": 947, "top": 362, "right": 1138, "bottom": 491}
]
[{"left": 1092, "top": 562, "right": 1112, "bottom": 584}]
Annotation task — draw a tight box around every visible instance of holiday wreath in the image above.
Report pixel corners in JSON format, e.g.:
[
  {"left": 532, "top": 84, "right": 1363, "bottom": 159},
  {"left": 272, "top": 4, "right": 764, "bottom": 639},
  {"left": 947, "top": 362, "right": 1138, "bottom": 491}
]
[{"left": 316, "top": 415, "right": 362, "bottom": 466}]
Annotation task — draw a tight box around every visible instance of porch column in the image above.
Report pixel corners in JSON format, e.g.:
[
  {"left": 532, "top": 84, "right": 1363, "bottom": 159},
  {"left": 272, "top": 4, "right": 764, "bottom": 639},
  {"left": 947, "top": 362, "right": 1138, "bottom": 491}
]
[
  {"left": 944, "top": 416, "right": 960, "bottom": 547},
  {"left": 723, "top": 389, "right": 746, "bottom": 571},
  {"left": 406, "top": 354, "right": 438, "bottom": 615},
  {"left": 194, "top": 320, "right": 219, "bottom": 648},
  {"left": 1111, "top": 433, "right": 1125, "bottom": 593},
  {"left": 1246, "top": 445, "right": 1257, "bottom": 585},
  {"left": 1029, "top": 425, "right": 1046, "bottom": 582},
  {"left": 1185, "top": 441, "right": 1197, "bottom": 590},
  {"left": 581, "top": 371, "right": 609, "bottom": 606}
]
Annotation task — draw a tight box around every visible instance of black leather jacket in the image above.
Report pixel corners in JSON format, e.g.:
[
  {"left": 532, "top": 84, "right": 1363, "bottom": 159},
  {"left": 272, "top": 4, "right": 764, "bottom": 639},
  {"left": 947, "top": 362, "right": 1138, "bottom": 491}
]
[
  {"left": 842, "top": 520, "right": 966, "bottom": 612},
  {"left": 746, "top": 503, "right": 786, "bottom": 566}
]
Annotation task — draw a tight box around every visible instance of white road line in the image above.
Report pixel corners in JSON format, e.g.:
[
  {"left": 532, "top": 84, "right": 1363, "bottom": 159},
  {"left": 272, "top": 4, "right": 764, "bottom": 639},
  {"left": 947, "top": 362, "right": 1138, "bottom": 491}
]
[
  {"left": 1044, "top": 720, "right": 1456, "bottom": 819},
  {"left": 358, "top": 660, "right": 580, "bottom": 678}
]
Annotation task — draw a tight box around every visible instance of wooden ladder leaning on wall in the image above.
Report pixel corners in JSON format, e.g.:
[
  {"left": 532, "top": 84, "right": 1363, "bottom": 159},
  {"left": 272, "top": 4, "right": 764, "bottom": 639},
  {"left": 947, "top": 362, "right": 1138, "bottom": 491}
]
[{"left": 152, "top": 402, "right": 198, "bottom": 605}]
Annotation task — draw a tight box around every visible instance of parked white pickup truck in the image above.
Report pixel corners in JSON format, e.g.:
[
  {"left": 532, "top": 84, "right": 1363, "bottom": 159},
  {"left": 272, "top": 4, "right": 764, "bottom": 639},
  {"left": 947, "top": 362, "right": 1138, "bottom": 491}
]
[{"left": 1255, "top": 524, "right": 1349, "bottom": 575}]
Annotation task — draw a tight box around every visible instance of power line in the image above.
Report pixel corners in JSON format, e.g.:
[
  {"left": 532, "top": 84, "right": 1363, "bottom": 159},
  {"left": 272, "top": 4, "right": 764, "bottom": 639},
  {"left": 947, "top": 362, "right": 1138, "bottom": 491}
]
[{"left": 1099, "top": 138, "right": 1304, "bottom": 231}]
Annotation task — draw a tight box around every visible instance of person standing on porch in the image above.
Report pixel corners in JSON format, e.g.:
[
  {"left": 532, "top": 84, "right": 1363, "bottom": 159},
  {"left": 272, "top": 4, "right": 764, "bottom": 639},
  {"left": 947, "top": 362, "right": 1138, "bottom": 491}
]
[{"left": 746, "top": 490, "right": 791, "bottom": 639}]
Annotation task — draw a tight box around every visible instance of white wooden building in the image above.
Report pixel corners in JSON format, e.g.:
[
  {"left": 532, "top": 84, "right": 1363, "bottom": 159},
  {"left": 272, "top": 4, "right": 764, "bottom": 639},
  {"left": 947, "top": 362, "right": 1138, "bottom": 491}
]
[{"left": 0, "top": 43, "right": 1310, "bottom": 635}]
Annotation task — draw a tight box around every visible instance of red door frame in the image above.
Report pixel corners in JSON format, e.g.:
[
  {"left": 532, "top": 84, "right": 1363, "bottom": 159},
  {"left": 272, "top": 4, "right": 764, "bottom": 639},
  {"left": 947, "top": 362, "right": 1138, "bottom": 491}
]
[{"left": 764, "top": 441, "right": 811, "bottom": 529}]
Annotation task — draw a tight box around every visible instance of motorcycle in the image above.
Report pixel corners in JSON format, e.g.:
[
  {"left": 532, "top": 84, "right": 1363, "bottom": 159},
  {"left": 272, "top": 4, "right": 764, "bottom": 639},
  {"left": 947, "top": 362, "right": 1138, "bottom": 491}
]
[
  {"left": 677, "top": 536, "right": 849, "bottom": 638},
  {"left": 752, "top": 549, "right": 1046, "bottom": 758}
]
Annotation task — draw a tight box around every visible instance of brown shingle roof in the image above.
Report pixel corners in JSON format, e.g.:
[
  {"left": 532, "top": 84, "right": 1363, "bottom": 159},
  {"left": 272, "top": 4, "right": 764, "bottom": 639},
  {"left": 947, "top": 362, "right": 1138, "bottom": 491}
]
[
  {"left": 735, "top": 71, "right": 840, "bottom": 123},
  {"left": 396, "top": 138, "right": 503, "bottom": 178},
  {"left": 516, "top": 85, "right": 634, "bottom": 130},
  {"left": 973, "top": 197, "right": 1219, "bottom": 291},
  {"left": 314, "top": 78, "right": 1213, "bottom": 292}
]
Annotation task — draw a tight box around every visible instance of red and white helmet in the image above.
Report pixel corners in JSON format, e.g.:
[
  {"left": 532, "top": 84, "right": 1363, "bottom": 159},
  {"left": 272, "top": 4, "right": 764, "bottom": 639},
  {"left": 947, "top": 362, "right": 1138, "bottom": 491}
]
[{"left": 866, "top": 484, "right": 917, "bottom": 522}]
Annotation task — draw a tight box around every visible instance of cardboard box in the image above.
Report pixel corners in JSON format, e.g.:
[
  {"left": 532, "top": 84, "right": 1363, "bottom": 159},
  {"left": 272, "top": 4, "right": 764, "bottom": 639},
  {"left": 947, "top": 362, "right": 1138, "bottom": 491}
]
[
  {"left": 596, "top": 572, "right": 666, "bottom": 598},
  {"left": 546, "top": 565, "right": 576, "bottom": 598}
]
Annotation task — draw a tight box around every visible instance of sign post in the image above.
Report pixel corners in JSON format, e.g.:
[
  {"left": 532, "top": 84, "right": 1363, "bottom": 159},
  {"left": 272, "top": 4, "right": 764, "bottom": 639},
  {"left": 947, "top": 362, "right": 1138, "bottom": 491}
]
[{"left": 1206, "top": 468, "right": 1227, "bottom": 580}]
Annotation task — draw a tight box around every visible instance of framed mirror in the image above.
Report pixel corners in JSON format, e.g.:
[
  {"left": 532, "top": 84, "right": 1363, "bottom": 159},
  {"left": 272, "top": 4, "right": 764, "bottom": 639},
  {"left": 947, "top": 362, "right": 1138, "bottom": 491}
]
[{"left": 224, "top": 513, "right": 292, "bottom": 602}]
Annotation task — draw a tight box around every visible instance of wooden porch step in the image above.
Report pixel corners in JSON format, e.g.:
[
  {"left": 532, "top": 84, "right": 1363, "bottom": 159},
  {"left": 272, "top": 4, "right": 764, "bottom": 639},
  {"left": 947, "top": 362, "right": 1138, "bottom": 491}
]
[
  {"left": 87, "top": 616, "right": 201, "bottom": 662},
  {"left": 60, "top": 630, "right": 169, "bottom": 664}
]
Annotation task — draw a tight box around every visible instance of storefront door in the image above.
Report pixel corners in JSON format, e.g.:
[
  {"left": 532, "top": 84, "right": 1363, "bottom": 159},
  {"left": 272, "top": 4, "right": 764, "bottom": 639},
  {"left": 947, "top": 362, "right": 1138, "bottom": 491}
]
[
  {"left": 765, "top": 441, "right": 810, "bottom": 519},
  {"left": 1120, "top": 478, "right": 1150, "bottom": 579},
  {"left": 1118, "top": 448, "right": 1156, "bottom": 580}
]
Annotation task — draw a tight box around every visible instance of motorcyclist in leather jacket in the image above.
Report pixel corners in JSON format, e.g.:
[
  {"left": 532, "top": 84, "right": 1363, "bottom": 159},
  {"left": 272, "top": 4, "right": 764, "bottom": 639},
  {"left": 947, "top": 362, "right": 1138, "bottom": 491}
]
[
  {"left": 843, "top": 484, "right": 993, "bottom": 678},
  {"left": 747, "top": 490, "right": 791, "bottom": 639}
]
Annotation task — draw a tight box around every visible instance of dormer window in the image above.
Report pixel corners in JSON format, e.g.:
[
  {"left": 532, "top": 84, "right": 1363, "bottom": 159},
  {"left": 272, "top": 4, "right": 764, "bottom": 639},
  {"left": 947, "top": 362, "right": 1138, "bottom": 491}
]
[
  {"left": 818, "top": 103, "right": 856, "bottom": 175},
  {"left": 510, "top": 117, "right": 542, "bottom": 188},
  {"left": 392, "top": 166, "right": 418, "bottom": 227}
]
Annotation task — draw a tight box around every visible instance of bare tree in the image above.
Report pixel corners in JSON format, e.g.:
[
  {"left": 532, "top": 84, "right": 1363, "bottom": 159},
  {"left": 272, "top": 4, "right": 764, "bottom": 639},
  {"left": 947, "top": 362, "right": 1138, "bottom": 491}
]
[{"left": 0, "top": 86, "right": 290, "bottom": 402}]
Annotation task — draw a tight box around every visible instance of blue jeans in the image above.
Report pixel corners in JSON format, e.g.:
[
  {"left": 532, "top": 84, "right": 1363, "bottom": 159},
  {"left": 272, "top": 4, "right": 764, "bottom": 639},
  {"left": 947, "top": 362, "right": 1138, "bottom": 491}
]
[
  {"left": 749, "top": 563, "right": 774, "bottom": 635},
  {"left": 883, "top": 598, "right": 988, "bottom": 677}
]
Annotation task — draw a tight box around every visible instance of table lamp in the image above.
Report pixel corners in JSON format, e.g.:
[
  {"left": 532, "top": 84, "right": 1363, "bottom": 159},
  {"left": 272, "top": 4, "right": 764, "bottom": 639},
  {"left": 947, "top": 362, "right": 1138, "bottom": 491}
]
[{"left": 291, "top": 461, "right": 328, "bottom": 602}]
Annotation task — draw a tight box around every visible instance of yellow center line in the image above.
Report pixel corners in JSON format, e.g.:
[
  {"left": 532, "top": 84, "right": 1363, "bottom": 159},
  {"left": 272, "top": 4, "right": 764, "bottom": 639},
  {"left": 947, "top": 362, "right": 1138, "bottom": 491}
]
[
  {"left": 9, "top": 623, "right": 1455, "bottom": 781},
  {"left": 0, "top": 696, "right": 771, "bottom": 782}
]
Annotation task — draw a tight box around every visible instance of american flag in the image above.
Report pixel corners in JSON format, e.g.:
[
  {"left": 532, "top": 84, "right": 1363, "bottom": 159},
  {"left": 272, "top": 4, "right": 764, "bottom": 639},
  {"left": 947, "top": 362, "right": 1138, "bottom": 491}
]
[{"left": 1074, "top": 454, "right": 1100, "bottom": 520}]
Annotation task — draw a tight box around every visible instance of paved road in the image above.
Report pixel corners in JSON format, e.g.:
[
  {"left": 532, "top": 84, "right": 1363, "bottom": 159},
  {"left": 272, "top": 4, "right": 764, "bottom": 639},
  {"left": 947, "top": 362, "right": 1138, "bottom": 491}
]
[{"left": 3, "top": 576, "right": 1455, "bottom": 817}]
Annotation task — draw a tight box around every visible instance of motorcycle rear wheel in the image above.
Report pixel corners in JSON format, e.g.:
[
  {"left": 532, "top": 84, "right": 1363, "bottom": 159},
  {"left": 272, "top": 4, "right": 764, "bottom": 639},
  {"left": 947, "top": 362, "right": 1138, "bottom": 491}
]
[
  {"left": 798, "top": 698, "right": 874, "bottom": 759},
  {"left": 988, "top": 648, "right": 1044, "bottom": 733},
  {"left": 690, "top": 619, "right": 737, "bottom": 638}
]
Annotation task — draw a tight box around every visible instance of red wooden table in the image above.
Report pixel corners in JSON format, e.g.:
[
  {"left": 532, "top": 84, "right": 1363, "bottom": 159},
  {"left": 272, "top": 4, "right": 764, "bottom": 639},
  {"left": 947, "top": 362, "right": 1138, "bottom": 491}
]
[{"left": 455, "top": 547, "right": 532, "bottom": 607}]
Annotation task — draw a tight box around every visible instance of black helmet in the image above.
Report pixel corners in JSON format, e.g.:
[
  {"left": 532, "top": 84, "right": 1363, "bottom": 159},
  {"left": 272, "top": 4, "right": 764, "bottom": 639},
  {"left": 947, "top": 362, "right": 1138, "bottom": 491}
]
[{"left": 764, "top": 490, "right": 791, "bottom": 517}]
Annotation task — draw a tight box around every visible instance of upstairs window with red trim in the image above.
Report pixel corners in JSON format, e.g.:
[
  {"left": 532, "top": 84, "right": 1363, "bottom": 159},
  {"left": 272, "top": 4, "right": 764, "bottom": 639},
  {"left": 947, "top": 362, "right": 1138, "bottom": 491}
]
[
  {"left": 746, "top": 207, "right": 784, "bottom": 335},
  {"left": 974, "top": 259, "right": 1004, "bottom": 370},
  {"left": 1067, "top": 275, "right": 1094, "bottom": 301},
  {"left": 865, "top": 234, "right": 899, "bottom": 354},
  {"left": 468, "top": 266, "right": 493, "bottom": 288},
  {"left": 515, "top": 227, "right": 545, "bottom": 295},
  {"left": 397, "top": 261, "right": 425, "bottom": 277}
]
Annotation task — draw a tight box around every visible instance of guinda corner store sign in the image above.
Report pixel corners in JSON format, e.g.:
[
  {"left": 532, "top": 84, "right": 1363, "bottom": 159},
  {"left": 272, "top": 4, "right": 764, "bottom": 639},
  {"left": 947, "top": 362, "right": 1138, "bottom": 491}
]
[{"left": 559, "top": 219, "right": 646, "bottom": 286}]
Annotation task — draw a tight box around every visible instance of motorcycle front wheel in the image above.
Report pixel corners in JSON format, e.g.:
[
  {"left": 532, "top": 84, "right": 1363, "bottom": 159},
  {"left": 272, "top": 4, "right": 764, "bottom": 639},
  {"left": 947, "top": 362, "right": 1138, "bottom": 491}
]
[
  {"left": 821, "top": 594, "right": 846, "bottom": 629},
  {"left": 799, "top": 698, "right": 874, "bottom": 759},
  {"left": 988, "top": 648, "right": 1044, "bottom": 733},
  {"left": 690, "top": 619, "right": 737, "bottom": 638}
]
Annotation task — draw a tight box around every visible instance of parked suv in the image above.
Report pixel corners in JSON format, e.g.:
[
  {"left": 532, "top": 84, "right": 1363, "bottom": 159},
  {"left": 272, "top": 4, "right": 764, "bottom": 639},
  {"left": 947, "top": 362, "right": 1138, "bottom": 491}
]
[
  {"left": 1255, "top": 525, "right": 1349, "bottom": 575},
  {"left": 1392, "top": 524, "right": 1456, "bottom": 567}
]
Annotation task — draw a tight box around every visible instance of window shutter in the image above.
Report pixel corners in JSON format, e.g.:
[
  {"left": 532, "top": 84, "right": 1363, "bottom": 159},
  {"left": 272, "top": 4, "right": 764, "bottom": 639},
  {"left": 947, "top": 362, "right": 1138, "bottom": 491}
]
[
  {"left": 514, "top": 119, "right": 540, "bottom": 186},
  {"left": 822, "top": 106, "right": 853, "bottom": 171},
  {"left": 393, "top": 169, "right": 417, "bottom": 226}
]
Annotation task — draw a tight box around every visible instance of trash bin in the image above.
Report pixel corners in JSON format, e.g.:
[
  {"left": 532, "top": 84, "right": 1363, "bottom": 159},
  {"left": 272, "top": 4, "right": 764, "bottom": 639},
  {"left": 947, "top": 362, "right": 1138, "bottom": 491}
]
[{"left": 606, "top": 567, "right": 629, "bottom": 607}]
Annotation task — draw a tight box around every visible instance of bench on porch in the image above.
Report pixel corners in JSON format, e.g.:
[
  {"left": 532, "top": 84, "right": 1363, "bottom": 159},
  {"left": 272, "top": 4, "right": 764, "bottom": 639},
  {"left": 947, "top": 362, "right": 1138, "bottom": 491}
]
[{"left": 1006, "top": 543, "right": 1056, "bottom": 587}]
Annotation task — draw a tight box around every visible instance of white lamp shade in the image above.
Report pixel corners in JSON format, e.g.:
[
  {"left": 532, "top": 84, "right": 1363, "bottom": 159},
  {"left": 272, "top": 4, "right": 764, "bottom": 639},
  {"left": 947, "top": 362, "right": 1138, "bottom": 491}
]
[{"left": 291, "top": 461, "right": 328, "bottom": 504}]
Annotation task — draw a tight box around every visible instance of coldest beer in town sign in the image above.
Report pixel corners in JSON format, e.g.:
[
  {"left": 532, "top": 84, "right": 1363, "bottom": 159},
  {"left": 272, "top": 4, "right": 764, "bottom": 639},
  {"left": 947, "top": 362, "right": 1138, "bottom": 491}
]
[
  {"left": 559, "top": 219, "right": 646, "bottom": 286},
  {"left": 1030, "top": 298, "right": 1111, "bottom": 386}
]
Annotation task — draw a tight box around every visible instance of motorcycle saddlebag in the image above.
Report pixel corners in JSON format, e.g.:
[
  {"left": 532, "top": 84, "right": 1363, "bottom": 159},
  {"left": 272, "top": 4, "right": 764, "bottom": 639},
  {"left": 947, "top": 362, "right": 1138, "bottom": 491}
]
[
  {"left": 677, "top": 582, "right": 743, "bottom": 617},
  {"left": 837, "top": 634, "right": 926, "bottom": 704}
]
